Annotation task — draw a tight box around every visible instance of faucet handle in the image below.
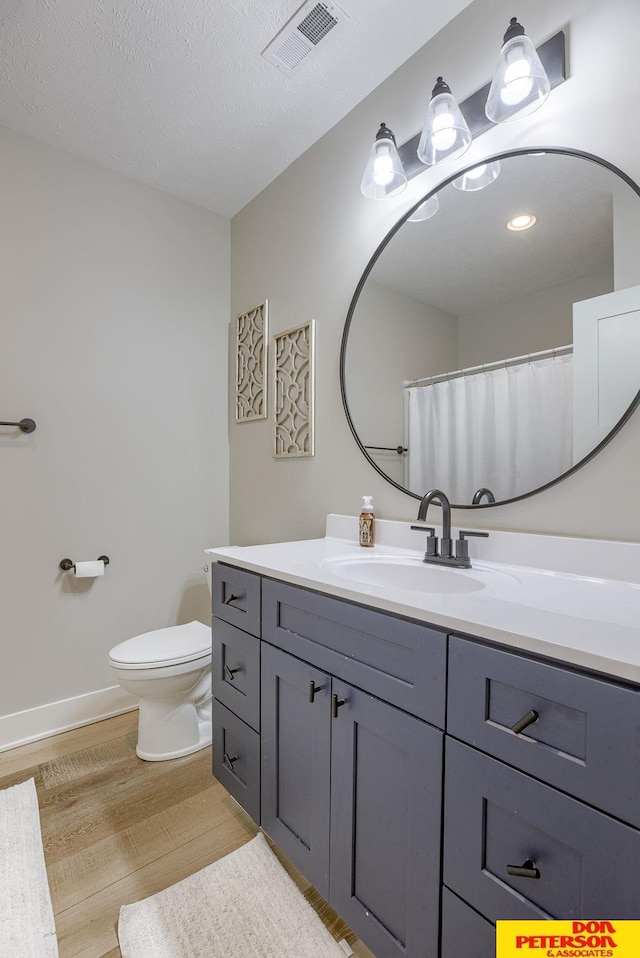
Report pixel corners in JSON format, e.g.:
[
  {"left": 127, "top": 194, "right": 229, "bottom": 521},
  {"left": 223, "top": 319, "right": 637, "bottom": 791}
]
[
  {"left": 456, "top": 530, "right": 489, "bottom": 560},
  {"left": 410, "top": 525, "right": 438, "bottom": 556}
]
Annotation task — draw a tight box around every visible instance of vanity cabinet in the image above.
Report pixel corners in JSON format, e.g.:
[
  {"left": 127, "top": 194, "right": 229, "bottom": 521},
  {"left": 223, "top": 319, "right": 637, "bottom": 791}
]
[{"left": 211, "top": 562, "right": 640, "bottom": 958}]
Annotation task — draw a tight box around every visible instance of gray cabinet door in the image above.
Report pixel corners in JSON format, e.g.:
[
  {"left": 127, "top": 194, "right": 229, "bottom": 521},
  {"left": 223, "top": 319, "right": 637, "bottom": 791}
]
[
  {"left": 260, "top": 643, "right": 331, "bottom": 899},
  {"left": 330, "top": 682, "right": 443, "bottom": 958}
]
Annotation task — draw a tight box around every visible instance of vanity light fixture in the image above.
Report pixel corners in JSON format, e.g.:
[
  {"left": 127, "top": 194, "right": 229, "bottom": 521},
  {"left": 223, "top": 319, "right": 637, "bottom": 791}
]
[
  {"left": 360, "top": 122, "right": 407, "bottom": 199},
  {"left": 485, "top": 17, "right": 551, "bottom": 123},
  {"left": 417, "top": 77, "right": 472, "bottom": 166},
  {"left": 507, "top": 213, "right": 537, "bottom": 231},
  {"left": 452, "top": 160, "right": 501, "bottom": 192},
  {"left": 361, "top": 27, "right": 565, "bottom": 198},
  {"left": 408, "top": 194, "right": 440, "bottom": 222}
]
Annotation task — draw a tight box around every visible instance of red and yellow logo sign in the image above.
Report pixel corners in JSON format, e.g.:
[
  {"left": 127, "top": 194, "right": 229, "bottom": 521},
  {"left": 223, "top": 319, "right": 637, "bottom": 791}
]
[{"left": 497, "top": 921, "right": 640, "bottom": 957}]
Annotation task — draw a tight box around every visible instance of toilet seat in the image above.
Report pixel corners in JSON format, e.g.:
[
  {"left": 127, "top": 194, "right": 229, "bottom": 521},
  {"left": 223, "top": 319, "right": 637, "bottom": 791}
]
[{"left": 108, "top": 620, "right": 211, "bottom": 670}]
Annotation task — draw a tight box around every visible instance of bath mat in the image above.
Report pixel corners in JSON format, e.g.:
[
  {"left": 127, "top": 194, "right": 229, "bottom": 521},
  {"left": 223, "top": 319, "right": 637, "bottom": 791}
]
[
  {"left": 0, "top": 777, "right": 59, "bottom": 957},
  {"left": 118, "top": 832, "right": 347, "bottom": 958}
]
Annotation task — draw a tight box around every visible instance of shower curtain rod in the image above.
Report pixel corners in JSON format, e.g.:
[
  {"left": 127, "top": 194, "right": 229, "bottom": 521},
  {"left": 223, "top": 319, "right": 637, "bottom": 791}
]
[{"left": 404, "top": 344, "right": 573, "bottom": 389}]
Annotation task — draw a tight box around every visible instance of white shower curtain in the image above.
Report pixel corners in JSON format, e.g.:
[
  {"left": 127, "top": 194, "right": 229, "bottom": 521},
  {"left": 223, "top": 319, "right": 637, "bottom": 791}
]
[{"left": 407, "top": 354, "right": 573, "bottom": 503}]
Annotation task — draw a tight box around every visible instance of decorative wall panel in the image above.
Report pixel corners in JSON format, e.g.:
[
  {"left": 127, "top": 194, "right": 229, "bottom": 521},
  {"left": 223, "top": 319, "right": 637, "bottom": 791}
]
[
  {"left": 273, "top": 321, "right": 315, "bottom": 458},
  {"left": 235, "top": 301, "right": 268, "bottom": 422}
]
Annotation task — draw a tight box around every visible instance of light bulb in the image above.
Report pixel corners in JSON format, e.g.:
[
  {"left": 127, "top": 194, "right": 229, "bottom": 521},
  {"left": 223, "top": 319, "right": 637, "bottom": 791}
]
[
  {"left": 373, "top": 151, "right": 395, "bottom": 186},
  {"left": 431, "top": 112, "right": 457, "bottom": 152},
  {"left": 360, "top": 122, "right": 407, "bottom": 200},
  {"left": 501, "top": 48, "right": 534, "bottom": 106},
  {"left": 507, "top": 213, "right": 537, "bottom": 231},
  {"left": 417, "top": 78, "right": 471, "bottom": 167}
]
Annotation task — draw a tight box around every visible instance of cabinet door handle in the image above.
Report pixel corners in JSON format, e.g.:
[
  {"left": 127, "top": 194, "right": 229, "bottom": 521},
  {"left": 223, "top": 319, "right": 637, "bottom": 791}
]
[
  {"left": 224, "top": 664, "right": 241, "bottom": 681},
  {"left": 511, "top": 709, "right": 539, "bottom": 735},
  {"left": 223, "top": 752, "right": 239, "bottom": 772},
  {"left": 223, "top": 592, "right": 242, "bottom": 606},
  {"left": 506, "top": 859, "right": 540, "bottom": 879},
  {"left": 309, "top": 680, "right": 325, "bottom": 703},
  {"left": 332, "top": 693, "right": 346, "bottom": 719}
]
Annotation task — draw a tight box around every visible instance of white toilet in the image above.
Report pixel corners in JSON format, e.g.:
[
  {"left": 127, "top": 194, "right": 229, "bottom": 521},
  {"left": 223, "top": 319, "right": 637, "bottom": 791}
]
[{"left": 109, "top": 620, "right": 212, "bottom": 761}]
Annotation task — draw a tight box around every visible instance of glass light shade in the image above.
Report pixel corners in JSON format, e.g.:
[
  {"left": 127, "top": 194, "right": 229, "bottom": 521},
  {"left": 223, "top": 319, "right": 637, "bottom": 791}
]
[
  {"left": 408, "top": 194, "right": 440, "bottom": 222},
  {"left": 417, "top": 78, "right": 472, "bottom": 166},
  {"left": 360, "top": 122, "right": 407, "bottom": 199},
  {"left": 485, "top": 20, "right": 551, "bottom": 123},
  {"left": 453, "top": 160, "right": 501, "bottom": 192}
]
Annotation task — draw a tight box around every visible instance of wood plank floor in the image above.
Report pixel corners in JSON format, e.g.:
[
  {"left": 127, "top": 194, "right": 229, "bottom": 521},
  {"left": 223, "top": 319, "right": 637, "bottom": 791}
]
[{"left": 0, "top": 712, "right": 375, "bottom": 958}]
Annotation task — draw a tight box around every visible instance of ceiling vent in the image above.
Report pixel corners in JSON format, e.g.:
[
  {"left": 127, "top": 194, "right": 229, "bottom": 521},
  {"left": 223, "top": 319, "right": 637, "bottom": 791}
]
[{"left": 262, "top": 1, "right": 349, "bottom": 75}]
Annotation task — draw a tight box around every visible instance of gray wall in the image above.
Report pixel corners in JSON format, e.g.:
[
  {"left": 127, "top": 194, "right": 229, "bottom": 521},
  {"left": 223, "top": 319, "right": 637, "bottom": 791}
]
[
  {"left": 229, "top": 0, "right": 640, "bottom": 545},
  {"left": 347, "top": 281, "right": 457, "bottom": 485},
  {"left": 457, "top": 269, "right": 614, "bottom": 369},
  {"left": 0, "top": 126, "right": 230, "bottom": 719}
]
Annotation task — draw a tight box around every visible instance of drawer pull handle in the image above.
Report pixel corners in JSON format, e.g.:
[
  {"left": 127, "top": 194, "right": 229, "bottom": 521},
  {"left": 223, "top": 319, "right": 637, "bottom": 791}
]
[
  {"left": 507, "top": 859, "right": 540, "bottom": 880},
  {"left": 224, "top": 664, "right": 240, "bottom": 681},
  {"left": 223, "top": 592, "right": 242, "bottom": 606},
  {"left": 511, "top": 709, "right": 539, "bottom": 735},
  {"left": 223, "top": 752, "right": 239, "bottom": 772},
  {"left": 332, "top": 693, "right": 346, "bottom": 719},
  {"left": 309, "top": 680, "right": 325, "bottom": 703}
]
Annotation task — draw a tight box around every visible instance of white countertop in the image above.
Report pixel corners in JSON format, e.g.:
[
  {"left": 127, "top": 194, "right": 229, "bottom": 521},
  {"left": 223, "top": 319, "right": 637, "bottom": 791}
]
[{"left": 207, "top": 515, "right": 640, "bottom": 685}]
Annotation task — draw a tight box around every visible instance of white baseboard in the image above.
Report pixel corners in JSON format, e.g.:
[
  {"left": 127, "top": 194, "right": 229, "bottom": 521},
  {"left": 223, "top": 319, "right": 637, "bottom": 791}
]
[{"left": 0, "top": 686, "right": 138, "bottom": 754}]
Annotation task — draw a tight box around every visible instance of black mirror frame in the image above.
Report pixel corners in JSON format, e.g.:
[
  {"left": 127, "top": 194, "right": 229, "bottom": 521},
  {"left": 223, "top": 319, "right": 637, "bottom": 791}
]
[{"left": 340, "top": 146, "right": 640, "bottom": 508}]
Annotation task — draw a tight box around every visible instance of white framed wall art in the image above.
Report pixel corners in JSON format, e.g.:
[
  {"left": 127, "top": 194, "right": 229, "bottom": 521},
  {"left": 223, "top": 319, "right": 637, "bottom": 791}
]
[
  {"left": 235, "top": 300, "right": 268, "bottom": 422},
  {"left": 273, "top": 320, "right": 315, "bottom": 459}
]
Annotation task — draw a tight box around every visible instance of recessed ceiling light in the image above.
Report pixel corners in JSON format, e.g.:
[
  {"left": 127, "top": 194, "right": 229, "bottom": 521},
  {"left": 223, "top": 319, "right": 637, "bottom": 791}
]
[{"left": 507, "top": 213, "right": 537, "bottom": 231}]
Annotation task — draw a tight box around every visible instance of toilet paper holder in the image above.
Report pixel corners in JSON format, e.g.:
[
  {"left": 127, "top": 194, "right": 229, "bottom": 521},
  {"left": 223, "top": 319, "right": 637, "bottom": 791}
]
[{"left": 59, "top": 555, "right": 110, "bottom": 572}]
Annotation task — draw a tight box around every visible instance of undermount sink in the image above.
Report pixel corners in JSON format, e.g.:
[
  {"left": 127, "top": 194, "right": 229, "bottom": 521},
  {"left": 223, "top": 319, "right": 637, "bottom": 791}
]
[{"left": 321, "top": 553, "right": 517, "bottom": 595}]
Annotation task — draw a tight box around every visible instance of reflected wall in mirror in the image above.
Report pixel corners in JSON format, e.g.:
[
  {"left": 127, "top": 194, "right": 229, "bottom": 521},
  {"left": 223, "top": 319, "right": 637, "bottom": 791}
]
[{"left": 341, "top": 148, "right": 640, "bottom": 507}]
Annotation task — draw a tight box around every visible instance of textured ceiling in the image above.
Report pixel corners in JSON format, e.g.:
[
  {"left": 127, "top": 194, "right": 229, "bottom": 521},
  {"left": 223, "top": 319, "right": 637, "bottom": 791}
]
[{"left": 0, "top": 0, "right": 474, "bottom": 217}]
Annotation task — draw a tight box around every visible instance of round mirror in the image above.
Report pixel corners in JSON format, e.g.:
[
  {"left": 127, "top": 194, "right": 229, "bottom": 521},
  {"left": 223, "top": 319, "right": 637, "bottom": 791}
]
[{"left": 341, "top": 148, "right": 640, "bottom": 507}]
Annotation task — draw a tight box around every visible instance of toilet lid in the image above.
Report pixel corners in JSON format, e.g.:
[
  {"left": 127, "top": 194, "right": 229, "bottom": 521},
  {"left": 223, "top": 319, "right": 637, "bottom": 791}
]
[{"left": 109, "top": 620, "right": 211, "bottom": 669}]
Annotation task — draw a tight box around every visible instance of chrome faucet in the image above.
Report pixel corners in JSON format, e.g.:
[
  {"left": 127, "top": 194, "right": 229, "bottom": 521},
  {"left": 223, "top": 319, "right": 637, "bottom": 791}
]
[
  {"left": 417, "top": 489, "right": 453, "bottom": 557},
  {"left": 472, "top": 487, "right": 496, "bottom": 504},
  {"left": 411, "top": 488, "right": 488, "bottom": 568}
]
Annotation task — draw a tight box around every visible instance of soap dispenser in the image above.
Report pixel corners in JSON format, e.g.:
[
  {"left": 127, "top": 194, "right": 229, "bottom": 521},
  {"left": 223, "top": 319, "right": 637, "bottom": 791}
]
[{"left": 359, "top": 496, "right": 375, "bottom": 547}]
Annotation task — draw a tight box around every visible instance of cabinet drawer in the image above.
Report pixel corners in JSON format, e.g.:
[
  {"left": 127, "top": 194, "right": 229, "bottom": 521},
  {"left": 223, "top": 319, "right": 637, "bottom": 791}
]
[
  {"left": 211, "top": 563, "right": 261, "bottom": 637},
  {"left": 212, "top": 700, "right": 260, "bottom": 823},
  {"left": 447, "top": 636, "right": 640, "bottom": 826},
  {"left": 262, "top": 579, "right": 446, "bottom": 727},
  {"left": 212, "top": 618, "right": 260, "bottom": 731},
  {"left": 441, "top": 888, "right": 495, "bottom": 958},
  {"left": 443, "top": 739, "right": 640, "bottom": 921}
]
